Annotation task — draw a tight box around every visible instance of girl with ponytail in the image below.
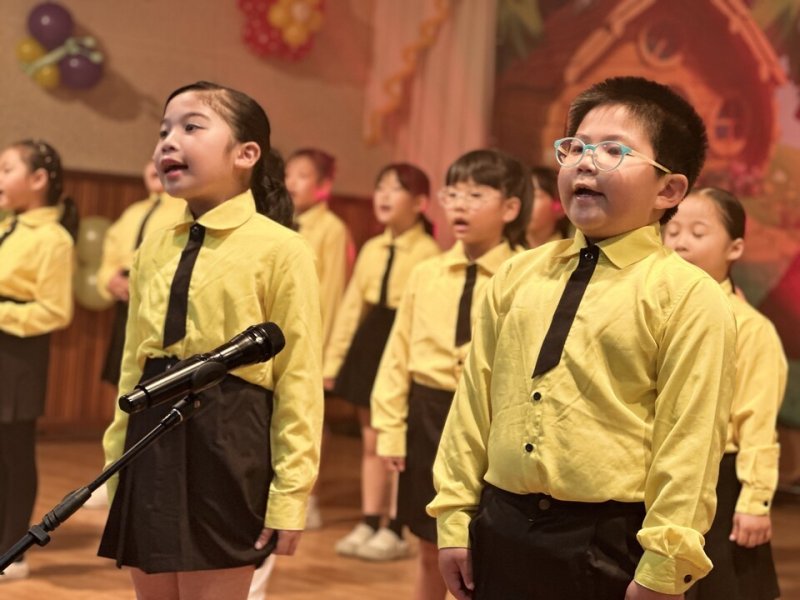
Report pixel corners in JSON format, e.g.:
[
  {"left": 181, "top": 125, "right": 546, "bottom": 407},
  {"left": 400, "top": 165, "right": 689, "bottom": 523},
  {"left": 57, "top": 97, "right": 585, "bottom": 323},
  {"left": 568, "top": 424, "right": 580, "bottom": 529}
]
[
  {"left": 0, "top": 139, "right": 77, "bottom": 581},
  {"left": 98, "top": 81, "right": 323, "bottom": 600}
]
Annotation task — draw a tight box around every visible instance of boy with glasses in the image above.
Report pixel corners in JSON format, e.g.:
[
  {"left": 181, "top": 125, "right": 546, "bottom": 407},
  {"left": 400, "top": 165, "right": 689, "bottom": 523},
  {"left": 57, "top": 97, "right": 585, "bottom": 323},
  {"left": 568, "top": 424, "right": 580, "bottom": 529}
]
[{"left": 428, "top": 76, "right": 737, "bottom": 600}]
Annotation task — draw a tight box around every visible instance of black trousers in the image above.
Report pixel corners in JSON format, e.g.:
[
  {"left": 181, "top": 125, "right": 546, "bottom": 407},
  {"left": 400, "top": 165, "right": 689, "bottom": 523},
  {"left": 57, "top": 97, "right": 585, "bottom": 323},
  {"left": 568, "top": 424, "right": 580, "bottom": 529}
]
[
  {"left": 0, "top": 420, "right": 37, "bottom": 553},
  {"left": 470, "top": 484, "right": 645, "bottom": 600}
]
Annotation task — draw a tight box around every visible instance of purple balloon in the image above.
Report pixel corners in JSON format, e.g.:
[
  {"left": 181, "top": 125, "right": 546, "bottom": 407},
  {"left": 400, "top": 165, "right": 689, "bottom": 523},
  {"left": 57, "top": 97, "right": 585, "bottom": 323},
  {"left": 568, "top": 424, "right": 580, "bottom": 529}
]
[
  {"left": 59, "top": 54, "right": 103, "bottom": 89},
  {"left": 28, "top": 2, "right": 74, "bottom": 50}
]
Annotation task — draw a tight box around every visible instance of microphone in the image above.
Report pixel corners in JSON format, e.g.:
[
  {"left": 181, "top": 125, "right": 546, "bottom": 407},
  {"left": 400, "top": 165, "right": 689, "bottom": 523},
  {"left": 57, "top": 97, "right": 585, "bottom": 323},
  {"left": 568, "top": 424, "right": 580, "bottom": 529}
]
[{"left": 118, "top": 322, "right": 285, "bottom": 414}]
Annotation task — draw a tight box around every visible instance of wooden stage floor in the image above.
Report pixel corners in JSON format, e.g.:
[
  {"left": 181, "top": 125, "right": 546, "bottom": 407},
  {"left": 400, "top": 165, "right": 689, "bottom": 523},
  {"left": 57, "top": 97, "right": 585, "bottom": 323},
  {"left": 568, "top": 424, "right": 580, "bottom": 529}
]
[{"left": 2, "top": 433, "right": 799, "bottom": 599}]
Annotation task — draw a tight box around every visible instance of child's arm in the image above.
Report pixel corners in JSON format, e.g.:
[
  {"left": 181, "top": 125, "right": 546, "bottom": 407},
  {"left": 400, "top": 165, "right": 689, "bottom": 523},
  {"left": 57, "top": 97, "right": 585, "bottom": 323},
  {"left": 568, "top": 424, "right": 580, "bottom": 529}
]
[
  {"left": 0, "top": 230, "right": 73, "bottom": 337},
  {"left": 634, "top": 277, "right": 736, "bottom": 595},
  {"left": 96, "top": 215, "right": 129, "bottom": 302},
  {"left": 322, "top": 248, "right": 369, "bottom": 381},
  {"left": 428, "top": 270, "right": 502, "bottom": 546},
  {"left": 318, "top": 222, "right": 349, "bottom": 348},
  {"left": 263, "top": 238, "right": 324, "bottom": 534},
  {"left": 729, "top": 310, "right": 787, "bottom": 547},
  {"left": 372, "top": 268, "right": 417, "bottom": 460},
  {"left": 102, "top": 249, "right": 146, "bottom": 502}
]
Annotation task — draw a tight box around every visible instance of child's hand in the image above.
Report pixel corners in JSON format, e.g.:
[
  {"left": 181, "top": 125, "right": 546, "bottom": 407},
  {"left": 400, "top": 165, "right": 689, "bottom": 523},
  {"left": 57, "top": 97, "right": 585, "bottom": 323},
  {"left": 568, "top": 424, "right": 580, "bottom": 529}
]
[
  {"left": 107, "top": 270, "right": 130, "bottom": 301},
  {"left": 730, "top": 512, "right": 771, "bottom": 547},
  {"left": 438, "top": 547, "right": 473, "bottom": 600},
  {"left": 624, "top": 581, "right": 683, "bottom": 599},
  {"left": 254, "top": 528, "right": 302, "bottom": 555},
  {"left": 383, "top": 456, "right": 405, "bottom": 472}
]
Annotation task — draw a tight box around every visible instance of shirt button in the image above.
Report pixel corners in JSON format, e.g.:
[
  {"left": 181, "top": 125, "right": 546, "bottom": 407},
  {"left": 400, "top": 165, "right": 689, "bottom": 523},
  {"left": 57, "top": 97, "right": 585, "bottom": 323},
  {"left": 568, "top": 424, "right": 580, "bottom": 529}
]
[
  {"left": 683, "top": 575, "right": 692, "bottom": 584},
  {"left": 190, "top": 224, "right": 203, "bottom": 237},
  {"left": 524, "top": 443, "right": 534, "bottom": 453},
  {"left": 531, "top": 391, "right": 542, "bottom": 401},
  {"left": 538, "top": 498, "right": 551, "bottom": 510}
]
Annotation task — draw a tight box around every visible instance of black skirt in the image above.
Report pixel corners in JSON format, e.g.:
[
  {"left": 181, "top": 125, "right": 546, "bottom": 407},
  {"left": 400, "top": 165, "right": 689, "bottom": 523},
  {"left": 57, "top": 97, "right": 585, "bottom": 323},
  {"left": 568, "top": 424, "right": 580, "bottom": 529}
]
[
  {"left": 333, "top": 303, "right": 396, "bottom": 408},
  {"left": 101, "top": 301, "right": 128, "bottom": 387},
  {"left": 98, "top": 357, "right": 275, "bottom": 573},
  {"left": 0, "top": 313, "right": 51, "bottom": 423},
  {"left": 686, "top": 453, "right": 779, "bottom": 600},
  {"left": 397, "top": 382, "right": 454, "bottom": 543}
]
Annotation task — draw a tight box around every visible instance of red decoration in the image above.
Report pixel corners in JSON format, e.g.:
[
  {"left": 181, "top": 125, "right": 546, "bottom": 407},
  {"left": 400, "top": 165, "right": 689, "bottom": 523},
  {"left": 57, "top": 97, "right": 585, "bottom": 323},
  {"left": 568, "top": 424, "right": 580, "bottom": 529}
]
[{"left": 238, "top": 0, "right": 324, "bottom": 61}]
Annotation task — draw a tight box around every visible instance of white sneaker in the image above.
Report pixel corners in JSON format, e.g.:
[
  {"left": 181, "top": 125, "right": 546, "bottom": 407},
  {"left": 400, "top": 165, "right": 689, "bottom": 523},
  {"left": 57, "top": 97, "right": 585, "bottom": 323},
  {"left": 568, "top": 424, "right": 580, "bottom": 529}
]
[
  {"left": 247, "top": 554, "right": 276, "bottom": 600},
  {"left": 334, "top": 523, "right": 376, "bottom": 557},
  {"left": 305, "top": 495, "right": 322, "bottom": 530},
  {"left": 0, "top": 560, "right": 30, "bottom": 582},
  {"left": 355, "top": 528, "right": 410, "bottom": 561}
]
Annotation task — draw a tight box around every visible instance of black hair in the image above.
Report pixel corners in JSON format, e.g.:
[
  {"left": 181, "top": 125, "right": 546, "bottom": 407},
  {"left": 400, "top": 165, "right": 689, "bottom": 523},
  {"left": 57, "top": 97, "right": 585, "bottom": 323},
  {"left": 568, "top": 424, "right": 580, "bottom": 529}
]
[
  {"left": 695, "top": 187, "right": 746, "bottom": 240},
  {"left": 375, "top": 162, "right": 434, "bottom": 236},
  {"left": 165, "top": 81, "right": 294, "bottom": 227},
  {"left": 287, "top": 147, "right": 337, "bottom": 183},
  {"left": 530, "top": 165, "right": 570, "bottom": 239},
  {"left": 565, "top": 76, "right": 708, "bottom": 223},
  {"left": 445, "top": 149, "right": 532, "bottom": 248},
  {"left": 13, "top": 139, "right": 79, "bottom": 241}
]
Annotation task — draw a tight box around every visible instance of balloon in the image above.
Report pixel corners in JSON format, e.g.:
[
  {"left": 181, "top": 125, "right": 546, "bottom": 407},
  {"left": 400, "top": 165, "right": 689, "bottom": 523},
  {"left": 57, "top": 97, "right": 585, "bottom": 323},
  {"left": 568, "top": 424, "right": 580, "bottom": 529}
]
[
  {"left": 73, "top": 264, "right": 113, "bottom": 311},
  {"left": 16, "top": 37, "right": 46, "bottom": 64},
  {"left": 59, "top": 54, "right": 104, "bottom": 89},
  {"left": 268, "top": 4, "right": 291, "bottom": 28},
  {"left": 283, "top": 24, "right": 310, "bottom": 48},
  {"left": 27, "top": 2, "right": 74, "bottom": 50},
  {"left": 33, "top": 64, "right": 60, "bottom": 89},
  {"left": 76, "top": 216, "right": 110, "bottom": 265}
]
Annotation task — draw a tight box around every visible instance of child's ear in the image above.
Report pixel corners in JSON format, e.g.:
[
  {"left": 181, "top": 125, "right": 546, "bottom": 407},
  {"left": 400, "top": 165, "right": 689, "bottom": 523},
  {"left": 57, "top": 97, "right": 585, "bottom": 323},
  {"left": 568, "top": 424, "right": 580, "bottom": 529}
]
[
  {"left": 29, "top": 168, "right": 49, "bottom": 193},
  {"left": 314, "top": 177, "right": 333, "bottom": 200},
  {"left": 234, "top": 142, "right": 261, "bottom": 170},
  {"left": 654, "top": 174, "right": 689, "bottom": 212},
  {"left": 727, "top": 237, "right": 745, "bottom": 263},
  {"left": 502, "top": 196, "right": 522, "bottom": 223},
  {"left": 413, "top": 193, "right": 429, "bottom": 214}
]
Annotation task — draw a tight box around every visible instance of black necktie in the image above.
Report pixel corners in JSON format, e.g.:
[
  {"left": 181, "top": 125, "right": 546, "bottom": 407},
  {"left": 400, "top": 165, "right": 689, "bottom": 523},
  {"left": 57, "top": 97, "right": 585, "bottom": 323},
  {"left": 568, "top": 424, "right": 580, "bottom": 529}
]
[
  {"left": 163, "top": 223, "right": 205, "bottom": 348},
  {"left": 532, "top": 244, "right": 599, "bottom": 377},
  {"left": 455, "top": 263, "right": 478, "bottom": 346},
  {"left": 378, "top": 244, "right": 395, "bottom": 307},
  {"left": 135, "top": 195, "right": 162, "bottom": 250},
  {"left": 0, "top": 218, "right": 18, "bottom": 248}
]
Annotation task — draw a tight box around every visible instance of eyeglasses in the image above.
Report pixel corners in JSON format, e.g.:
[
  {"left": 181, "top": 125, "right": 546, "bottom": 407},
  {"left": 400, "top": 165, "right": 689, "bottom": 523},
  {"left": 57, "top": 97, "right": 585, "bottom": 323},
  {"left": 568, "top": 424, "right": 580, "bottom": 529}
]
[
  {"left": 437, "top": 186, "right": 495, "bottom": 211},
  {"left": 553, "top": 137, "right": 672, "bottom": 174}
]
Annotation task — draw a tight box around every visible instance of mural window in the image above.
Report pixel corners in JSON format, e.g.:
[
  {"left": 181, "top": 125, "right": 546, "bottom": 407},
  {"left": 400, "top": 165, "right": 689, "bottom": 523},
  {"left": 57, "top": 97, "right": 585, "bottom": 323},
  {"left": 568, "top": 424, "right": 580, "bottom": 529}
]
[
  {"left": 711, "top": 96, "right": 748, "bottom": 156},
  {"left": 638, "top": 19, "right": 684, "bottom": 67}
]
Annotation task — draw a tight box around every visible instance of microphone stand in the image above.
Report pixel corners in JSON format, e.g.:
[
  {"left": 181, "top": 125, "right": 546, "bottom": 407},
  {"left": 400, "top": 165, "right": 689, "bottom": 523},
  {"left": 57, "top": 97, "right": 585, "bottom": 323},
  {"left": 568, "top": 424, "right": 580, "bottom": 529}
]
[{"left": 0, "top": 394, "right": 200, "bottom": 573}]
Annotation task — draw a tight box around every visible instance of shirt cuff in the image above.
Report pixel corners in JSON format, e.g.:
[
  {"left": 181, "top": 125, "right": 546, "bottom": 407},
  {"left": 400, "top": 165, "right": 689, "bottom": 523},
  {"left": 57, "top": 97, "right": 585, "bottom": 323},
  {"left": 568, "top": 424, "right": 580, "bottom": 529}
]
[
  {"left": 634, "top": 549, "right": 710, "bottom": 595},
  {"left": 376, "top": 430, "right": 406, "bottom": 457},
  {"left": 735, "top": 484, "right": 774, "bottom": 515},
  {"left": 434, "top": 508, "right": 473, "bottom": 548},
  {"left": 265, "top": 492, "right": 307, "bottom": 530}
]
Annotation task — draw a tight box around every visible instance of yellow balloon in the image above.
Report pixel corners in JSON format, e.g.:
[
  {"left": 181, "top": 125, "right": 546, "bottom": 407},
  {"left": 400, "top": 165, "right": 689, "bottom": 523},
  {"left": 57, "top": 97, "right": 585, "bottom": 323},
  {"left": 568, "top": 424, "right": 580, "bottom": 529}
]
[
  {"left": 283, "top": 24, "right": 310, "bottom": 48},
  {"left": 76, "top": 216, "right": 111, "bottom": 265},
  {"left": 16, "top": 37, "right": 45, "bottom": 64},
  {"left": 268, "top": 4, "right": 291, "bottom": 28},
  {"left": 73, "top": 264, "right": 114, "bottom": 311},
  {"left": 34, "top": 64, "right": 60, "bottom": 89}
]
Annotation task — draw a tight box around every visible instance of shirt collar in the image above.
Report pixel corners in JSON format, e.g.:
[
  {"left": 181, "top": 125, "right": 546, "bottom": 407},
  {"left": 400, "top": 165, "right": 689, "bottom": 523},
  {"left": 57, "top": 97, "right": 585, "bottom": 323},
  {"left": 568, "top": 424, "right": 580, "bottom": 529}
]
[
  {"left": 380, "top": 221, "right": 430, "bottom": 250},
  {"left": 555, "top": 223, "right": 662, "bottom": 269},
  {"left": 720, "top": 277, "right": 735, "bottom": 296},
  {"left": 173, "top": 190, "right": 256, "bottom": 231},
  {"left": 18, "top": 206, "right": 62, "bottom": 228},
  {"left": 295, "top": 202, "right": 328, "bottom": 227},
  {"left": 443, "top": 240, "right": 518, "bottom": 275}
]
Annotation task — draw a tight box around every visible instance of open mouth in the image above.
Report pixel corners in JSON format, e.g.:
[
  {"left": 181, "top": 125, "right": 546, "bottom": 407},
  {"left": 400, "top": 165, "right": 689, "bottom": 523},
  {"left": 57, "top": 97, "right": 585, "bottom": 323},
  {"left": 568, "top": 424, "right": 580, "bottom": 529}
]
[
  {"left": 574, "top": 185, "right": 602, "bottom": 198},
  {"left": 161, "top": 159, "right": 187, "bottom": 177}
]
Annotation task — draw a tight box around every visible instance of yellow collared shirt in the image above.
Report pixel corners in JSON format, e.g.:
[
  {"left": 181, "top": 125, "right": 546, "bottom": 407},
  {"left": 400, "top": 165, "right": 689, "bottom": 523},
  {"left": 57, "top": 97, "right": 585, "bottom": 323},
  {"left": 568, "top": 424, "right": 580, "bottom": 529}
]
[
  {"left": 102, "top": 190, "right": 323, "bottom": 530},
  {"left": 96, "top": 193, "right": 186, "bottom": 301},
  {"left": 0, "top": 206, "right": 74, "bottom": 337},
  {"left": 372, "top": 240, "right": 520, "bottom": 458},
  {"left": 323, "top": 223, "right": 440, "bottom": 379},
  {"left": 428, "top": 224, "right": 736, "bottom": 595},
  {"left": 296, "top": 202, "right": 353, "bottom": 350},
  {"left": 722, "top": 279, "right": 787, "bottom": 515}
]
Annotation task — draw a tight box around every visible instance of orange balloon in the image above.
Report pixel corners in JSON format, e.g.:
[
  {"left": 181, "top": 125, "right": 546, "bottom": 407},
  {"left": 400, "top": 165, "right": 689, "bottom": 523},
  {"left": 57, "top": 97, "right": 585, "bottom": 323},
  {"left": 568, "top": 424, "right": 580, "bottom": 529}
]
[
  {"left": 16, "top": 37, "right": 46, "bottom": 64},
  {"left": 283, "top": 24, "right": 310, "bottom": 48},
  {"left": 34, "top": 64, "right": 60, "bottom": 89},
  {"left": 268, "top": 4, "right": 291, "bottom": 28}
]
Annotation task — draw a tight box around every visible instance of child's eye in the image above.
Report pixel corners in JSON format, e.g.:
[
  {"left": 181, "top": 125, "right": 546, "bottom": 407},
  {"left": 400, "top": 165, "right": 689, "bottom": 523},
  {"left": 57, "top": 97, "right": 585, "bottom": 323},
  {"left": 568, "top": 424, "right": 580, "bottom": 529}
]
[
  {"left": 158, "top": 130, "right": 168, "bottom": 139},
  {"left": 184, "top": 123, "right": 200, "bottom": 132}
]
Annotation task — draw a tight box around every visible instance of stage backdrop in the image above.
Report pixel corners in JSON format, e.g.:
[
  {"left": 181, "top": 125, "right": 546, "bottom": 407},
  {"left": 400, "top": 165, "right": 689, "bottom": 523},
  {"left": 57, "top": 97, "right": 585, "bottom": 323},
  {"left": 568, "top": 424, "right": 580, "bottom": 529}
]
[{"left": 491, "top": 0, "right": 800, "bottom": 427}]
